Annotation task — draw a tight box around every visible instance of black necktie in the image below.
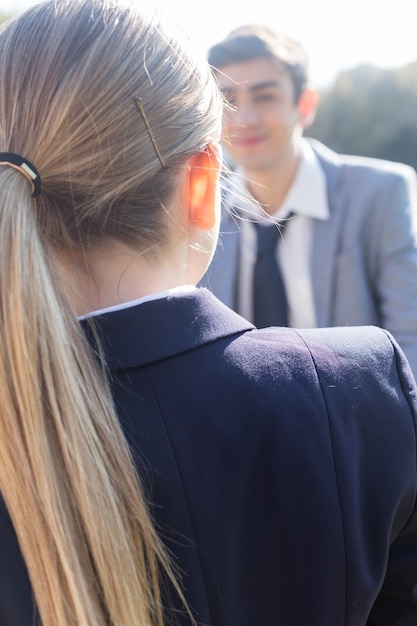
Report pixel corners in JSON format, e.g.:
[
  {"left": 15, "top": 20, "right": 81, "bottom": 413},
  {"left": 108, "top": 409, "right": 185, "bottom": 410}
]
[{"left": 253, "top": 220, "right": 289, "bottom": 328}]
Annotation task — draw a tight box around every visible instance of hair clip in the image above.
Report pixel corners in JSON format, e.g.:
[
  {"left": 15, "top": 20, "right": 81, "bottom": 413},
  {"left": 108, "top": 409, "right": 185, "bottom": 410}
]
[
  {"left": 0, "top": 152, "right": 41, "bottom": 198},
  {"left": 134, "top": 98, "right": 165, "bottom": 169}
]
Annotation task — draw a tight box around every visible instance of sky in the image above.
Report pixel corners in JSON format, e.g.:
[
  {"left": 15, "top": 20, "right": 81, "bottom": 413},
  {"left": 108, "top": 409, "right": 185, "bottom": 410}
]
[{"left": 1, "top": 0, "right": 416, "bottom": 88}]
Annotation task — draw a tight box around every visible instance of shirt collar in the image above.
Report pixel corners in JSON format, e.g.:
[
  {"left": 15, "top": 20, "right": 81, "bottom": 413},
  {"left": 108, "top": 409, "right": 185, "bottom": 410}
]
[
  {"left": 277, "top": 139, "right": 329, "bottom": 221},
  {"left": 78, "top": 285, "right": 197, "bottom": 320}
]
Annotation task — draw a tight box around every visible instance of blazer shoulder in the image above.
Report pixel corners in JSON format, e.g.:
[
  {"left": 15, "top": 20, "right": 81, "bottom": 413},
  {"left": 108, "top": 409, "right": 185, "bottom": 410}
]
[
  {"left": 293, "top": 325, "right": 414, "bottom": 387},
  {"left": 293, "top": 325, "right": 417, "bottom": 467},
  {"left": 220, "top": 324, "right": 416, "bottom": 409},
  {"left": 308, "top": 138, "right": 417, "bottom": 185}
]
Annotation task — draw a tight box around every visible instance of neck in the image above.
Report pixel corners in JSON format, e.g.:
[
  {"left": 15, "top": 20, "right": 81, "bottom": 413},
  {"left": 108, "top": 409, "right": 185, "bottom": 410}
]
[
  {"left": 244, "top": 142, "right": 301, "bottom": 216},
  {"left": 57, "top": 238, "right": 191, "bottom": 317}
]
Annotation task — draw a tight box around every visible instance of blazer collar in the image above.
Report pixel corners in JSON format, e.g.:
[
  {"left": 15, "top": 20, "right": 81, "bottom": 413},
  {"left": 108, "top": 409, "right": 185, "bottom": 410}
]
[
  {"left": 307, "top": 140, "right": 351, "bottom": 326},
  {"left": 80, "top": 288, "right": 254, "bottom": 371},
  {"left": 307, "top": 139, "right": 345, "bottom": 190}
]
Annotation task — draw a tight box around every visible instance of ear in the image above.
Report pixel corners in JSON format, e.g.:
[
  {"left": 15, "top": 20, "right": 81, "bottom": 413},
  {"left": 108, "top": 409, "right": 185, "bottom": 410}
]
[
  {"left": 298, "top": 88, "right": 319, "bottom": 129},
  {"left": 187, "top": 143, "right": 222, "bottom": 230}
]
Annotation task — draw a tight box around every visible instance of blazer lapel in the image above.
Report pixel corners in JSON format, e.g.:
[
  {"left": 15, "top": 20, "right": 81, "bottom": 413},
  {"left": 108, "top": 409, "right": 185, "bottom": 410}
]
[
  {"left": 203, "top": 208, "right": 241, "bottom": 309},
  {"left": 310, "top": 142, "right": 349, "bottom": 327},
  {"left": 202, "top": 170, "right": 266, "bottom": 311}
]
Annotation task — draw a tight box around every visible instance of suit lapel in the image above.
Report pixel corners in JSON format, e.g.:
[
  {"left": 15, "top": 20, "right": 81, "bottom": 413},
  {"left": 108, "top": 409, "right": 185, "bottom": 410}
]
[
  {"left": 310, "top": 142, "right": 349, "bottom": 327},
  {"left": 202, "top": 175, "right": 259, "bottom": 311},
  {"left": 203, "top": 208, "right": 241, "bottom": 309}
]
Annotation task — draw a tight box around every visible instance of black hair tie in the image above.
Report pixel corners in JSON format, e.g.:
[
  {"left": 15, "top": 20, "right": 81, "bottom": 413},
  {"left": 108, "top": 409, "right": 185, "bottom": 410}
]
[{"left": 0, "top": 152, "right": 41, "bottom": 198}]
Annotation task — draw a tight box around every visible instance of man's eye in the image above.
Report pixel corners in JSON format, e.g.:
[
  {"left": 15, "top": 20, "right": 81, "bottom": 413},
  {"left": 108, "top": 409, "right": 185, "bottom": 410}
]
[{"left": 254, "top": 92, "right": 278, "bottom": 103}]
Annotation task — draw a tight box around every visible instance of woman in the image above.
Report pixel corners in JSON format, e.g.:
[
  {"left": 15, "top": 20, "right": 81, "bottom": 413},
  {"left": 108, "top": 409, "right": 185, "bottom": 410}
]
[{"left": 0, "top": 1, "right": 416, "bottom": 625}]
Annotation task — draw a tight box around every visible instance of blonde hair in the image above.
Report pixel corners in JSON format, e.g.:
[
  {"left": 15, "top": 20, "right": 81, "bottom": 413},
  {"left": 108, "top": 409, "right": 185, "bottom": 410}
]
[{"left": 0, "top": 1, "right": 222, "bottom": 625}]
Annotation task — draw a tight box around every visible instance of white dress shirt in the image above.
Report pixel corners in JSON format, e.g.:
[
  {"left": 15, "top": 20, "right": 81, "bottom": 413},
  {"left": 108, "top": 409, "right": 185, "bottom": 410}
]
[{"left": 232, "top": 140, "right": 329, "bottom": 328}]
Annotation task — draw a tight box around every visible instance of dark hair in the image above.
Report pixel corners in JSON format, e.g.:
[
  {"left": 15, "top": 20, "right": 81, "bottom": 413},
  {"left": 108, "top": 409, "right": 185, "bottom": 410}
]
[{"left": 208, "top": 24, "right": 309, "bottom": 102}]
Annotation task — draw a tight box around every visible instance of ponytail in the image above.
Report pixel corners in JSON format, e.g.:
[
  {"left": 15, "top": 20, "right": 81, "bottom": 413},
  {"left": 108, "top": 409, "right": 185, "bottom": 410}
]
[
  {"left": 0, "top": 0, "right": 222, "bottom": 621},
  {"left": 0, "top": 167, "right": 185, "bottom": 625}
]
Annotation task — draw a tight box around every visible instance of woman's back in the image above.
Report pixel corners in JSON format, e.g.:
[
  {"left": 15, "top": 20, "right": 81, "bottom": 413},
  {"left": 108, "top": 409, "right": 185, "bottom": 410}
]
[{"left": 85, "top": 288, "right": 417, "bottom": 625}]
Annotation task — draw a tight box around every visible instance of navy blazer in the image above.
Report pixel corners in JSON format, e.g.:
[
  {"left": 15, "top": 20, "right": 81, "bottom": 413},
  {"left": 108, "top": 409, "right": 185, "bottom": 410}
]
[{"left": 0, "top": 288, "right": 417, "bottom": 625}]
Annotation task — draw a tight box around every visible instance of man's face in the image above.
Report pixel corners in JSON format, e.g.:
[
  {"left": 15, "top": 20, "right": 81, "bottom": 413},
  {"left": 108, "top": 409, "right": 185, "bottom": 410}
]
[{"left": 216, "top": 57, "right": 304, "bottom": 172}]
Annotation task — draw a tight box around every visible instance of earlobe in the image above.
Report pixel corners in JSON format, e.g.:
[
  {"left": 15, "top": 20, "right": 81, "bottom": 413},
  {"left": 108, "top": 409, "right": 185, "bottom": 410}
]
[{"left": 188, "top": 143, "right": 222, "bottom": 230}]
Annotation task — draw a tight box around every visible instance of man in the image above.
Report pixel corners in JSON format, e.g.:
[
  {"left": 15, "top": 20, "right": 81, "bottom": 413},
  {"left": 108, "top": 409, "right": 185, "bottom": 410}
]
[{"left": 202, "top": 24, "right": 417, "bottom": 378}]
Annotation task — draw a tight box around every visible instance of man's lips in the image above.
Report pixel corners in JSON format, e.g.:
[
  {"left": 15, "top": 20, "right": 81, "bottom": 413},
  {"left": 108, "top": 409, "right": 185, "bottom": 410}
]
[{"left": 231, "top": 135, "right": 266, "bottom": 147}]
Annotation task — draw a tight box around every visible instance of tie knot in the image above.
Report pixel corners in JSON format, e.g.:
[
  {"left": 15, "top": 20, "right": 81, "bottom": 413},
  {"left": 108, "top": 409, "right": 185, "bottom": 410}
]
[{"left": 256, "top": 223, "right": 282, "bottom": 257}]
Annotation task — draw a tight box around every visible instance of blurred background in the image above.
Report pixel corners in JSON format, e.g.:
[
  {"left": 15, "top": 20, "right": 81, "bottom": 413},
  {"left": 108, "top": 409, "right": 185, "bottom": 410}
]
[{"left": 1, "top": 0, "right": 417, "bottom": 170}]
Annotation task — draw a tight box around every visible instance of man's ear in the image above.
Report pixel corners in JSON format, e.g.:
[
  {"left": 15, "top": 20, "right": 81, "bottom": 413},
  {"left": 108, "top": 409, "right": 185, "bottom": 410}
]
[
  {"left": 298, "top": 88, "right": 319, "bottom": 129},
  {"left": 187, "top": 143, "right": 222, "bottom": 230}
]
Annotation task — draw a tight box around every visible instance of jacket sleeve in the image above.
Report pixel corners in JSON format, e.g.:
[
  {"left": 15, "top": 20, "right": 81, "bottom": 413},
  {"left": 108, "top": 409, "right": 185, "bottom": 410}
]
[
  {"left": 299, "top": 326, "right": 417, "bottom": 625},
  {"left": 366, "top": 334, "right": 417, "bottom": 625}
]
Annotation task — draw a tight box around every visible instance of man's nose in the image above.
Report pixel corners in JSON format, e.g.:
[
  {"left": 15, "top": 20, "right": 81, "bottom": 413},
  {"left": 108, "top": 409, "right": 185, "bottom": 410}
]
[{"left": 228, "top": 101, "right": 259, "bottom": 127}]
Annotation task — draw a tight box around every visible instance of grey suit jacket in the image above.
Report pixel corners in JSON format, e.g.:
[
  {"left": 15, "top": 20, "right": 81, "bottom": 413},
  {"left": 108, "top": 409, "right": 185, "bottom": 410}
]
[{"left": 203, "top": 139, "right": 417, "bottom": 378}]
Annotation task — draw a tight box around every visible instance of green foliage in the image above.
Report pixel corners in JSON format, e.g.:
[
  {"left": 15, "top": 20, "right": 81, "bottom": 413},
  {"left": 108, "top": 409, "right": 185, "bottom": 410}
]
[
  {"left": 0, "top": 12, "right": 15, "bottom": 28},
  {"left": 307, "top": 61, "right": 417, "bottom": 171}
]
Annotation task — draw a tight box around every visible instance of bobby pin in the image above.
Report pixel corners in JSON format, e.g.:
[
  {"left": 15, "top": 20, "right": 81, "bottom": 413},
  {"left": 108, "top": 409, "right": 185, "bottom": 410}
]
[{"left": 134, "top": 97, "right": 165, "bottom": 168}]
